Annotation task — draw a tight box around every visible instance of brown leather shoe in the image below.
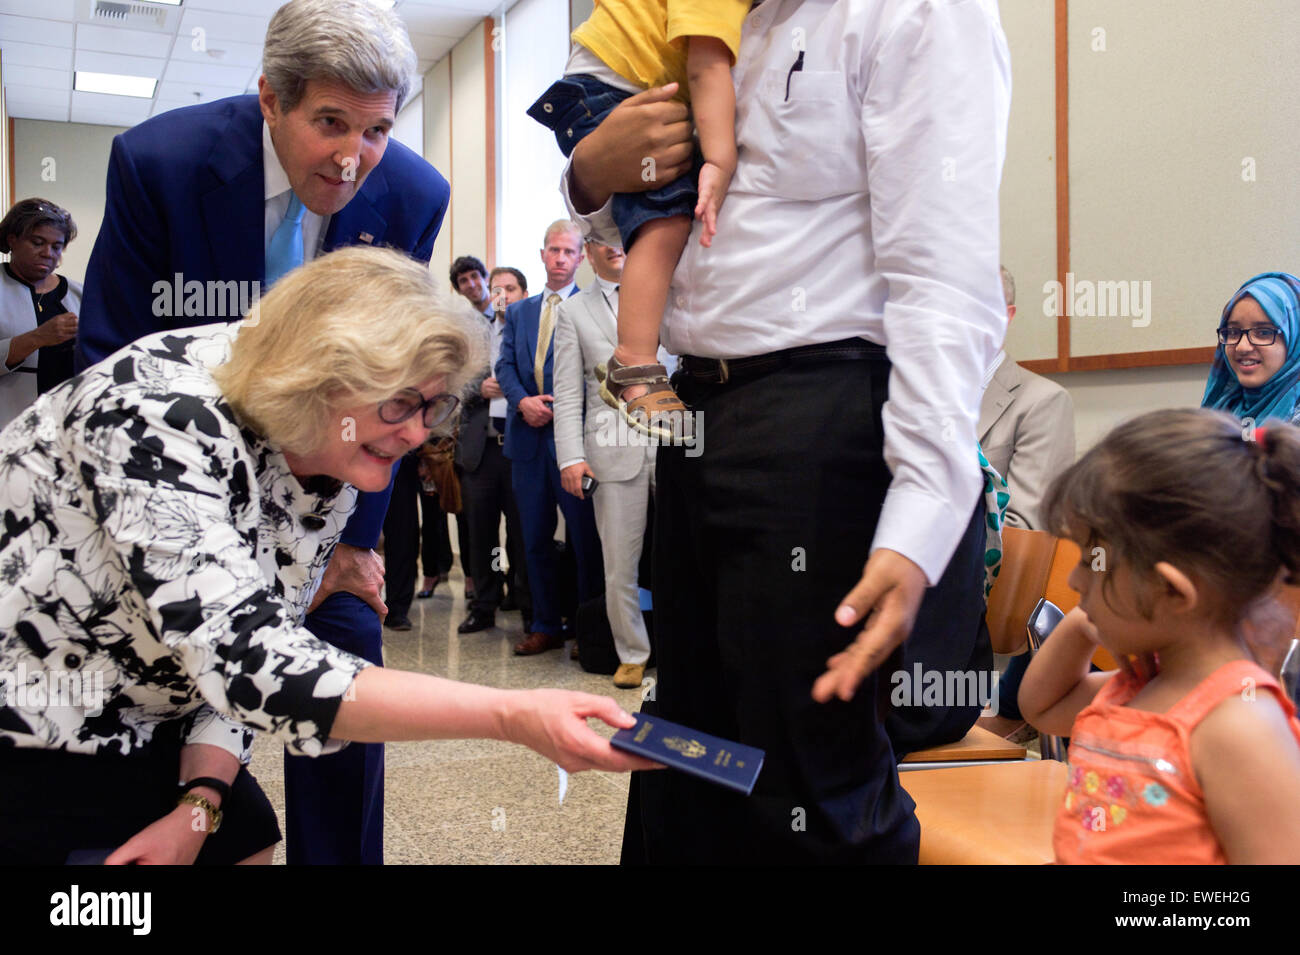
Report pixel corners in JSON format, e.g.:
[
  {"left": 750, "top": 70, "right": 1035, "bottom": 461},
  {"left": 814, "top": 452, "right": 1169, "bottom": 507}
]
[
  {"left": 613, "top": 663, "right": 645, "bottom": 689},
  {"left": 514, "top": 631, "right": 565, "bottom": 656},
  {"left": 570, "top": 640, "right": 580, "bottom": 660}
]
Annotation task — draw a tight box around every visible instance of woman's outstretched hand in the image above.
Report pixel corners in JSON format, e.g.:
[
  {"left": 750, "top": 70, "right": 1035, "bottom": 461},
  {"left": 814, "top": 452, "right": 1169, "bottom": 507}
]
[{"left": 503, "top": 689, "right": 663, "bottom": 773}]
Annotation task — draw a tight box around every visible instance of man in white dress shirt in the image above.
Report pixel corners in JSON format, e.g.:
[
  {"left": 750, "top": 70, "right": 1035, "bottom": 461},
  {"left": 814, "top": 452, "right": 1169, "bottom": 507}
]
[{"left": 565, "top": 0, "right": 1011, "bottom": 863}]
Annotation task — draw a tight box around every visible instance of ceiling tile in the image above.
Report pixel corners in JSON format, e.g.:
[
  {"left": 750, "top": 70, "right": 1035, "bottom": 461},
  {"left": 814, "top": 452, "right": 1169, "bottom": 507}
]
[
  {"left": 178, "top": 8, "right": 270, "bottom": 45},
  {"left": 0, "top": 39, "right": 72, "bottom": 69},
  {"left": 8, "top": 101, "right": 68, "bottom": 121},
  {"left": 170, "top": 35, "right": 262, "bottom": 69},
  {"left": 163, "top": 57, "right": 253, "bottom": 88},
  {"left": 156, "top": 79, "right": 246, "bottom": 103},
  {"left": 186, "top": 0, "right": 282, "bottom": 16},
  {"left": 75, "top": 49, "right": 165, "bottom": 79},
  {"left": 4, "top": 63, "right": 69, "bottom": 89},
  {"left": 409, "top": 33, "right": 457, "bottom": 62},
  {"left": 0, "top": 0, "right": 74, "bottom": 20},
  {"left": 75, "top": 23, "right": 174, "bottom": 59},
  {"left": 71, "top": 88, "right": 154, "bottom": 122},
  {"left": 0, "top": 14, "right": 75, "bottom": 47},
  {"left": 4, "top": 82, "right": 70, "bottom": 107},
  {"left": 400, "top": 8, "right": 482, "bottom": 37}
]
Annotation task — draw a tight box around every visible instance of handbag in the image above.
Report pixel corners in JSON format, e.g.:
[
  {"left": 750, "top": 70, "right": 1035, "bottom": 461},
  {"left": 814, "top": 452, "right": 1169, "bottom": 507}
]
[{"left": 417, "top": 433, "right": 462, "bottom": 514}]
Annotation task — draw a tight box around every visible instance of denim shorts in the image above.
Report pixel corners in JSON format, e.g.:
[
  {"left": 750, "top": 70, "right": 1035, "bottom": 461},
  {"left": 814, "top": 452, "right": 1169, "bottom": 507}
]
[{"left": 528, "top": 73, "right": 701, "bottom": 249}]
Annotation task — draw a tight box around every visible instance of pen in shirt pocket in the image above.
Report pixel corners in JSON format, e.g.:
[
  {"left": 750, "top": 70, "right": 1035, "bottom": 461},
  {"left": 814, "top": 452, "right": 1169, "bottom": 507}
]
[{"left": 785, "top": 50, "right": 805, "bottom": 102}]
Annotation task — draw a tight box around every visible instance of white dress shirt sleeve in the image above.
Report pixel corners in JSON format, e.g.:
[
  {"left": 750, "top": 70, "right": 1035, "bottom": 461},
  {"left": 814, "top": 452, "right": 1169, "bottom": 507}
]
[
  {"left": 864, "top": 0, "right": 1011, "bottom": 584},
  {"left": 559, "top": 154, "right": 623, "bottom": 248}
]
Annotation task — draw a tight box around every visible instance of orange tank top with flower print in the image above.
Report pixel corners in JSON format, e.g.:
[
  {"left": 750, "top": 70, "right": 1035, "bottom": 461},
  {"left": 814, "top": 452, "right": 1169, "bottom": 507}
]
[{"left": 1054, "top": 659, "right": 1300, "bottom": 864}]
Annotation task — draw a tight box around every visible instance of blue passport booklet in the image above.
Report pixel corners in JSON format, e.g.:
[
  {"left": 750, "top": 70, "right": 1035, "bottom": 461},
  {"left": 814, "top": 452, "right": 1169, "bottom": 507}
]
[{"left": 611, "top": 713, "right": 765, "bottom": 795}]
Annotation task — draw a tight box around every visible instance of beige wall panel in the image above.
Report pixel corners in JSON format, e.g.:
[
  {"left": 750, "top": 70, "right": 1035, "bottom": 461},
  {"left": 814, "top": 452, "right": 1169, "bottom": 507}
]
[
  {"left": 449, "top": 21, "right": 489, "bottom": 279},
  {"left": 425, "top": 57, "right": 453, "bottom": 290},
  {"left": 1068, "top": 0, "right": 1300, "bottom": 359},
  {"left": 12, "top": 119, "right": 126, "bottom": 285},
  {"left": 997, "top": 0, "right": 1059, "bottom": 363}
]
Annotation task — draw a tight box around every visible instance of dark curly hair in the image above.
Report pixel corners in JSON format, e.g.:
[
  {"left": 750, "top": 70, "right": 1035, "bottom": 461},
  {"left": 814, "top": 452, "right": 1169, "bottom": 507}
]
[{"left": 0, "top": 198, "right": 76, "bottom": 252}]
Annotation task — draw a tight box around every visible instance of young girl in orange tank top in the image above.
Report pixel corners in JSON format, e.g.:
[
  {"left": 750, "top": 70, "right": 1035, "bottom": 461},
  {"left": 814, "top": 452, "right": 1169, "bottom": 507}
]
[{"left": 1021, "top": 408, "right": 1300, "bottom": 863}]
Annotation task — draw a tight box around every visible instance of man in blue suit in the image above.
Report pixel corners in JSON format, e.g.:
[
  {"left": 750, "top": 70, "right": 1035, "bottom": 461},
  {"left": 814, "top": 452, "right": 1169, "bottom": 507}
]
[
  {"left": 74, "top": 0, "right": 450, "bottom": 865},
  {"left": 496, "top": 220, "right": 603, "bottom": 656}
]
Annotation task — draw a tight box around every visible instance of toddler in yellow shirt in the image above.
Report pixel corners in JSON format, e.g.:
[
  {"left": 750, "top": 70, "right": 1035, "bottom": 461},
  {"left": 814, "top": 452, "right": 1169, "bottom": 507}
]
[{"left": 528, "top": 0, "right": 751, "bottom": 442}]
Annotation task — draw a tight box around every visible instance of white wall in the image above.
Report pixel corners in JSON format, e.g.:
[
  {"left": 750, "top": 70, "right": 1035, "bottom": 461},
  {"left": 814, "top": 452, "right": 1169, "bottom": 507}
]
[
  {"left": 1044, "top": 364, "right": 1208, "bottom": 457},
  {"left": 11, "top": 119, "right": 126, "bottom": 284},
  {"left": 498, "top": 0, "right": 574, "bottom": 293},
  {"left": 394, "top": 92, "right": 424, "bottom": 158}
]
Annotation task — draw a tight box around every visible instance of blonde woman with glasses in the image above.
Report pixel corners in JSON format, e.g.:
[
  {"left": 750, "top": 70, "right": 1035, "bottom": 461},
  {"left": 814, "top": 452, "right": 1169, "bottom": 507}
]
[{"left": 0, "top": 247, "right": 654, "bottom": 865}]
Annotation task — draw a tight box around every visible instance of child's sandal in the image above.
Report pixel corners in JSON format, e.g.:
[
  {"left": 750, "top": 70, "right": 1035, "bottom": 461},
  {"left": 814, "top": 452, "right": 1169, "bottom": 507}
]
[{"left": 596, "top": 356, "right": 694, "bottom": 442}]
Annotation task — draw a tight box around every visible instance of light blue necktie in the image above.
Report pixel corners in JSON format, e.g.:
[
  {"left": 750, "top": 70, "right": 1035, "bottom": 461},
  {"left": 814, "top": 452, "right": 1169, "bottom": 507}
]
[{"left": 264, "top": 192, "right": 306, "bottom": 288}]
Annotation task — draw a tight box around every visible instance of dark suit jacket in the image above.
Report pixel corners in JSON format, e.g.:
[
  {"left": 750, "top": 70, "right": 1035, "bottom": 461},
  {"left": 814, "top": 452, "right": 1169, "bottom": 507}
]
[
  {"left": 456, "top": 312, "right": 497, "bottom": 474},
  {"left": 76, "top": 94, "right": 450, "bottom": 548},
  {"left": 78, "top": 94, "right": 449, "bottom": 369},
  {"left": 494, "top": 288, "right": 579, "bottom": 464}
]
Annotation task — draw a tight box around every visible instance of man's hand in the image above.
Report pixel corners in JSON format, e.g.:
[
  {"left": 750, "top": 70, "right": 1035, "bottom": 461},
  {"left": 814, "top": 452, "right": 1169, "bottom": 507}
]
[
  {"left": 480, "top": 376, "right": 503, "bottom": 400},
  {"left": 570, "top": 84, "right": 693, "bottom": 213},
  {"left": 519, "top": 394, "right": 554, "bottom": 428},
  {"left": 561, "top": 461, "right": 594, "bottom": 499},
  {"left": 105, "top": 805, "right": 209, "bottom": 865},
  {"left": 811, "top": 549, "right": 929, "bottom": 703},
  {"left": 308, "top": 543, "right": 387, "bottom": 617},
  {"left": 695, "top": 159, "right": 735, "bottom": 248}
]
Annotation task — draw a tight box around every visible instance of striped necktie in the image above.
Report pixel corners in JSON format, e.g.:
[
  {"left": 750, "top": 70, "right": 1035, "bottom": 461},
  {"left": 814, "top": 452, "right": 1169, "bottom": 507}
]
[
  {"left": 534, "top": 292, "right": 562, "bottom": 393},
  {"left": 265, "top": 192, "right": 306, "bottom": 288}
]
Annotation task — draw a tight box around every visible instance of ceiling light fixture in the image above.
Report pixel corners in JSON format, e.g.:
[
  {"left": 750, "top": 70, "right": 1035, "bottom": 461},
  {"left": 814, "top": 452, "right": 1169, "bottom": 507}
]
[{"left": 75, "top": 71, "right": 158, "bottom": 98}]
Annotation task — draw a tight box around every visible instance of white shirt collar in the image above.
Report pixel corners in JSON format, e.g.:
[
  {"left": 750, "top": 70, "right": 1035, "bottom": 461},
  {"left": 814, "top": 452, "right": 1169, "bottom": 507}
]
[
  {"left": 546, "top": 281, "right": 577, "bottom": 301},
  {"left": 983, "top": 349, "right": 1007, "bottom": 390},
  {"left": 263, "top": 121, "right": 292, "bottom": 202},
  {"left": 593, "top": 275, "right": 619, "bottom": 296}
]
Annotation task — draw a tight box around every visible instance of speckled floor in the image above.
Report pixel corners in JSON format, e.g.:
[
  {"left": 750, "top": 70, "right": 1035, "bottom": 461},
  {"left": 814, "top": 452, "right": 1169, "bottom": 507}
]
[{"left": 246, "top": 564, "right": 650, "bottom": 865}]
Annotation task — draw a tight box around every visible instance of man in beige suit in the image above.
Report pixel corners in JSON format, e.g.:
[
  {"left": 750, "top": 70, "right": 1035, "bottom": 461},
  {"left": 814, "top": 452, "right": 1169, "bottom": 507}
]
[
  {"left": 554, "top": 240, "right": 664, "bottom": 689},
  {"left": 978, "top": 266, "right": 1075, "bottom": 529},
  {"left": 978, "top": 266, "right": 1075, "bottom": 741}
]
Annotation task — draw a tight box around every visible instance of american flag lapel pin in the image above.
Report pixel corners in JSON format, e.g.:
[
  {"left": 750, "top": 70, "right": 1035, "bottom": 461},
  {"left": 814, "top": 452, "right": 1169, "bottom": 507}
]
[{"left": 359, "top": 232, "right": 375, "bottom": 244}]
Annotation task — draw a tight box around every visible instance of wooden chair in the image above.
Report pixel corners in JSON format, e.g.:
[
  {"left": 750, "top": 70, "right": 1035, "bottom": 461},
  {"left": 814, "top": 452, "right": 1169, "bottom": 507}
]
[
  {"left": 901, "top": 760, "right": 1067, "bottom": 863},
  {"left": 897, "top": 527, "right": 1055, "bottom": 770},
  {"left": 985, "top": 526, "right": 1057, "bottom": 655}
]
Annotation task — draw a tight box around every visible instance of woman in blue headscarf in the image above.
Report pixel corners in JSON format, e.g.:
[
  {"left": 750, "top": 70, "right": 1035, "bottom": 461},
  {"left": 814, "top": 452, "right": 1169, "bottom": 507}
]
[{"left": 1201, "top": 272, "right": 1300, "bottom": 425}]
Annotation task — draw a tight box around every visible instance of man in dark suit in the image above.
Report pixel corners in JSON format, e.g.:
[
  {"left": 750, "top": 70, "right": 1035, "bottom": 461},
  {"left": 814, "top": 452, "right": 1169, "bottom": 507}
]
[
  {"left": 74, "top": 0, "right": 450, "bottom": 865},
  {"left": 495, "top": 221, "right": 602, "bottom": 656},
  {"left": 457, "top": 264, "right": 532, "bottom": 634}
]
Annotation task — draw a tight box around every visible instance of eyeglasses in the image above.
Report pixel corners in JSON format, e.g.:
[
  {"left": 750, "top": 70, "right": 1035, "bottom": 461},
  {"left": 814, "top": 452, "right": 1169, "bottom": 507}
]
[
  {"left": 377, "top": 388, "right": 460, "bottom": 429},
  {"left": 1218, "top": 326, "right": 1282, "bottom": 346}
]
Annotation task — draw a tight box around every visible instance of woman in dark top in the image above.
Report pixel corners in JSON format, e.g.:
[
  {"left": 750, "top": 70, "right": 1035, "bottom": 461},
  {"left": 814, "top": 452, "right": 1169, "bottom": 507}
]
[{"left": 0, "top": 198, "right": 81, "bottom": 428}]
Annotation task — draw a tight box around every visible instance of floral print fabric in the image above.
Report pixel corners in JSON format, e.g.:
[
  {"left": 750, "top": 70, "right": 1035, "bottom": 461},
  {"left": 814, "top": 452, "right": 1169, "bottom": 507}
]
[{"left": 0, "top": 324, "right": 367, "bottom": 763}]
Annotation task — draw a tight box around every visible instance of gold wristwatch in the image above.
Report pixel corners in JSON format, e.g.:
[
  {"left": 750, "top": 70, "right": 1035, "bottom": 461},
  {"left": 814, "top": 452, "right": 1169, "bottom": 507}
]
[{"left": 177, "top": 792, "right": 223, "bottom": 834}]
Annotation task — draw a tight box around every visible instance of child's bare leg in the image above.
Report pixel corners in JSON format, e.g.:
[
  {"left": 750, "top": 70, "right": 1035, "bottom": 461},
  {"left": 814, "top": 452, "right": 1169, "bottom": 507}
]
[{"left": 613, "top": 214, "right": 692, "bottom": 400}]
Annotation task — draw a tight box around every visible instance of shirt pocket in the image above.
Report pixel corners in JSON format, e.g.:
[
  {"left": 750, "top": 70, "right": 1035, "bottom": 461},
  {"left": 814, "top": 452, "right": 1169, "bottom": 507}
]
[{"left": 738, "top": 68, "right": 868, "bottom": 201}]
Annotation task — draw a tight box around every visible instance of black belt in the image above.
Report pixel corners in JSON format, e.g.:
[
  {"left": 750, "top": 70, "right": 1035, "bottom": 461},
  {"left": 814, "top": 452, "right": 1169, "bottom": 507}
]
[
  {"left": 677, "top": 338, "right": 885, "bottom": 385},
  {"left": 490, "top": 416, "right": 506, "bottom": 445}
]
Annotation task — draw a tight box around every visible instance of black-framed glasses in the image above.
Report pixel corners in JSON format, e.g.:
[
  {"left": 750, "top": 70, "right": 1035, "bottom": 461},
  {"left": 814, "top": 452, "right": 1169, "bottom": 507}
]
[
  {"left": 378, "top": 388, "right": 460, "bottom": 428},
  {"left": 1218, "top": 325, "right": 1282, "bottom": 346}
]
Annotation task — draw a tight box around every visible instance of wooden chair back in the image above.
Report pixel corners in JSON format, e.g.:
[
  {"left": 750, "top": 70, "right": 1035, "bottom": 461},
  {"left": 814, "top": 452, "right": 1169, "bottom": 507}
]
[{"left": 985, "top": 527, "right": 1056, "bottom": 655}]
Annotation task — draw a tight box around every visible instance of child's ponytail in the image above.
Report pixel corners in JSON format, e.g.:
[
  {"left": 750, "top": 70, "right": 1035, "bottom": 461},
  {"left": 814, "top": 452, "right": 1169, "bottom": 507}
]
[{"left": 1251, "top": 424, "right": 1300, "bottom": 585}]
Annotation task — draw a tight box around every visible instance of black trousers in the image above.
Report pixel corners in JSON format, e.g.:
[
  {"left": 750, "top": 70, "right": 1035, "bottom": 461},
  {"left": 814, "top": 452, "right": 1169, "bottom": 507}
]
[
  {"left": 625, "top": 350, "right": 981, "bottom": 864},
  {"left": 420, "top": 488, "right": 453, "bottom": 578},
  {"left": 462, "top": 438, "right": 532, "bottom": 618},
  {"left": 382, "top": 455, "right": 422, "bottom": 620}
]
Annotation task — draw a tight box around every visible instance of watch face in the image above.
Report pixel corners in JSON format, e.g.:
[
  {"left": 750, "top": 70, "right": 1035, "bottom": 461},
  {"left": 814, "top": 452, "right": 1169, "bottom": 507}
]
[{"left": 178, "top": 793, "right": 222, "bottom": 834}]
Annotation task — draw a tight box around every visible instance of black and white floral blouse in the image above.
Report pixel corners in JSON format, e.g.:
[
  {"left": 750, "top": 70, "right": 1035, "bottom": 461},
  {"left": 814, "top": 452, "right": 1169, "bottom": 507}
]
[{"left": 0, "top": 323, "right": 369, "bottom": 763}]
